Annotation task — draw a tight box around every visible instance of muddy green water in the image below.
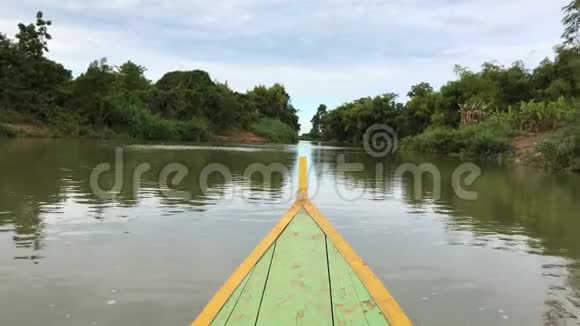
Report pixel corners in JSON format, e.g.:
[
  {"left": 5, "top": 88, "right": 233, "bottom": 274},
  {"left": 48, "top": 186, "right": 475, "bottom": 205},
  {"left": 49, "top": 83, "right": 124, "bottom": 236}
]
[{"left": 0, "top": 139, "right": 579, "bottom": 326}]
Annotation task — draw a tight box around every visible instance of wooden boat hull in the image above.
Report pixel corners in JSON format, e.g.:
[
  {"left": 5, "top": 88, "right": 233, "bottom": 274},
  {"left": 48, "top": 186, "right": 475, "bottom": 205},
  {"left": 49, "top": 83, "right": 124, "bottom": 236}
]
[{"left": 193, "top": 157, "right": 412, "bottom": 325}]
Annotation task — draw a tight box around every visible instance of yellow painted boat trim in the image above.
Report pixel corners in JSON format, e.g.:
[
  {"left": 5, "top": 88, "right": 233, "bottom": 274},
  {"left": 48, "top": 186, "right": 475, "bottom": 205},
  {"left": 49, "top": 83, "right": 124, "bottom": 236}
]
[
  {"left": 298, "top": 156, "right": 308, "bottom": 199},
  {"left": 192, "top": 201, "right": 302, "bottom": 325},
  {"left": 192, "top": 156, "right": 413, "bottom": 326},
  {"left": 302, "top": 200, "right": 412, "bottom": 326}
]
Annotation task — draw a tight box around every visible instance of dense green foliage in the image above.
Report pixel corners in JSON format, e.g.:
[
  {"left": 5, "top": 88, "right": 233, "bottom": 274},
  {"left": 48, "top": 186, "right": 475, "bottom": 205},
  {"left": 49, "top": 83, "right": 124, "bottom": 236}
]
[
  {"left": 316, "top": 57, "right": 580, "bottom": 146},
  {"left": 250, "top": 118, "right": 299, "bottom": 143},
  {"left": 0, "top": 12, "right": 299, "bottom": 143},
  {"left": 562, "top": 0, "right": 580, "bottom": 46},
  {"left": 492, "top": 97, "right": 577, "bottom": 132},
  {"left": 402, "top": 120, "right": 513, "bottom": 155},
  {"left": 322, "top": 93, "right": 403, "bottom": 143},
  {"left": 246, "top": 84, "right": 300, "bottom": 131},
  {"left": 308, "top": 2, "right": 580, "bottom": 166}
]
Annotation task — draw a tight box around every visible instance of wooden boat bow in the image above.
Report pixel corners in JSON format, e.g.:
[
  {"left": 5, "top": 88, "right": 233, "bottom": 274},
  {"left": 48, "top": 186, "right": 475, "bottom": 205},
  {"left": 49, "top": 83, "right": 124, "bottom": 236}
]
[{"left": 192, "top": 157, "right": 412, "bottom": 325}]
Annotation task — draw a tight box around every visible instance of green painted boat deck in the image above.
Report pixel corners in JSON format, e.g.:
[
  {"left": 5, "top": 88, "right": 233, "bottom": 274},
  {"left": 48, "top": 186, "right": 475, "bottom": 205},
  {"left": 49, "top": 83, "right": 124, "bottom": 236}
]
[{"left": 210, "top": 210, "right": 390, "bottom": 325}]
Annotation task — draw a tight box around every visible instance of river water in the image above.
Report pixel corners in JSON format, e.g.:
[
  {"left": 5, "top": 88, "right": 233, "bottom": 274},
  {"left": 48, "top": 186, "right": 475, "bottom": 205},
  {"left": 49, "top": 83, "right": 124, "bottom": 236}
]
[{"left": 0, "top": 138, "right": 579, "bottom": 326}]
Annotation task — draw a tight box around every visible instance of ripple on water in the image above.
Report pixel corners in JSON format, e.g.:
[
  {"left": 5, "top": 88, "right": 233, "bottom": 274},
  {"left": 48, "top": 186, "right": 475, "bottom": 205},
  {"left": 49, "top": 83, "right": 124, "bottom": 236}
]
[
  {"left": 1, "top": 139, "right": 579, "bottom": 326},
  {"left": 13, "top": 255, "right": 44, "bottom": 263}
]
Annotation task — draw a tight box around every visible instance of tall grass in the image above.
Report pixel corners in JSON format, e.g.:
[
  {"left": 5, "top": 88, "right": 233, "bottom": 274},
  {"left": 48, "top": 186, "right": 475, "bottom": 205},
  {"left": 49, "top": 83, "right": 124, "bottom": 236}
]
[{"left": 250, "top": 118, "right": 299, "bottom": 144}]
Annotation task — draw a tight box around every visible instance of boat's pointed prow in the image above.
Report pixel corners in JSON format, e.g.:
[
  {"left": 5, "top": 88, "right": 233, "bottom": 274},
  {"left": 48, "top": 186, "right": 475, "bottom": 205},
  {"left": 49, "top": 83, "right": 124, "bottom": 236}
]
[
  {"left": 192, "top": 157, "right": 413, "bottom": 326},
  {"left": 298, "top": 156, "right": 308, "bottom": 199}
]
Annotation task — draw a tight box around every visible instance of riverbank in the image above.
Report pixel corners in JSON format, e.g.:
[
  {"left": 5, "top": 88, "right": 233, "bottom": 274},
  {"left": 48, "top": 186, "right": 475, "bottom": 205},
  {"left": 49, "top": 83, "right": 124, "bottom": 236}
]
[
  {"left": 512, "top": 131, "right": 555, "bottom": 164},
  {"left": 0, "top": 121, "right": 283, "bottom": 145},
  {"left": 0, "top": 106, "right": 301, "bottom": 144},
  {"left": 303, "top": 123, "right": 580, "bottom": 173},
  {"left": 0, "top": 122, "right": 51, "bottom": 138},
  {"left": 402, "top": 123, "right": 580, "bottom": 172}
]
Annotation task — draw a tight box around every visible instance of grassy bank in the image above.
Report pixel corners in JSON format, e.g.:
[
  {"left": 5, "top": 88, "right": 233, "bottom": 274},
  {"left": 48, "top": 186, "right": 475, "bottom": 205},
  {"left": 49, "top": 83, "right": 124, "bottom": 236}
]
[
  {"left": 250, "top": 118, "right": 299, "bottom": 143},
  {"left": 402, "top": 102, "right": 580, "bottom": 172},
  {"left": 402, "top": 120, "right": 513, "bottom": 156}
]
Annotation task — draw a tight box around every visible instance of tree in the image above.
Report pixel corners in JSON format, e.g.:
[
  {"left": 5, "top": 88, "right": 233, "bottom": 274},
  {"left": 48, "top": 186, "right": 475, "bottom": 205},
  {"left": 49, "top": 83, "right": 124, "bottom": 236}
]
[
  {"left": 0, "top": 11, "right": 302, "bottom": 142},
  {"left": 553, "top": 46, "right": 580, "bottom": 97},
  {"left": 563, "top": 0, "right": 580, "bottom": 47},
  {"left": 115, "top": 61, "right": 150, "bottom": 93},
  {"left": 401, "top": 83, "right": 440, "bottom": 136},
  {"left": 407, "top": 82, "right": 433, "bottom": 98},
  {"left": 0, "top": 12, "right": 71, "bottom": 120},
  {"left": 150, "top": 70, "right": 211, "bottom": 120},
  {"left": 488, "top": 61, "right": 532, "bottom": 106},
  {"left": 309, "top": 104, "right": 327, "bottom": 137},
  {"left": 69, "top": 58, "right": 116, "bottom": 126},
  {"left": 16, "top": 11, "right": 52, "bottom": 57},
  {"left": 247, "top": 84, "right": 300, "bottom": 131},
  {"left": 320, "top": 94, "right": 402, "bottom": 143},
  {"left": 203, "top": 83, "right": 241, "bottom": 130}
]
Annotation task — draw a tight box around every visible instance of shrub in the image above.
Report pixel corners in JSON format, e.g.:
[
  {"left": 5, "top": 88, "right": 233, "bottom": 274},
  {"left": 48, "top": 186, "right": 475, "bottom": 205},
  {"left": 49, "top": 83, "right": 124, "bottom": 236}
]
[
  {"left": 0, "top": 124, "right": 16, "bottom": 137},
  {"left": 459, "top": 99, "right": 491, "bottom": 125},
  {"left": 537, "top": 111, "right": 580, "bottom": 171},
  {"left": 537, "top": 137, "right": 576, "bottom": 171},
  {"left": 107, "top": 94, "right": 209, "bottom": 142},
  {"left": 403, "top": 120, "right": 512, "bottom": 155},
  {"left": 49, "top": 111, "right": 85, "bottom": 137},
  {"left": 132, "top": 114, "right": 208, "bottom": 142},
  {"left": 175, "top": 118, "right": 209, "bottom": 142},
  {"left": 250, "top": 118, "right": 299, "bottom": 144}
]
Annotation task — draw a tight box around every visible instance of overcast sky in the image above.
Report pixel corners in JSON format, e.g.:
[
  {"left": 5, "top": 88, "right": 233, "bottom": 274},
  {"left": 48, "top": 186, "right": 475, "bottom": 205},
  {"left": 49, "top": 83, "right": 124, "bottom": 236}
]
[{"left": 0, "top": 0, "right": 569, "bottom": 132}]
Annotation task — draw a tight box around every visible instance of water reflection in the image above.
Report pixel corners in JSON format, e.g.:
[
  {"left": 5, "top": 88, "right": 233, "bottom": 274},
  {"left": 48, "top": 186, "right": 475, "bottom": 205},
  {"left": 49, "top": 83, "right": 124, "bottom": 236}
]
[
  {"left": 308, "top": 144, "right": 580, "bottom": 324},
  {"left": 0, "top": 139, "right": 297, "bottom": 261},
  {"left": 1, "top": 138, "right": 580, "bottom": 325}
]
